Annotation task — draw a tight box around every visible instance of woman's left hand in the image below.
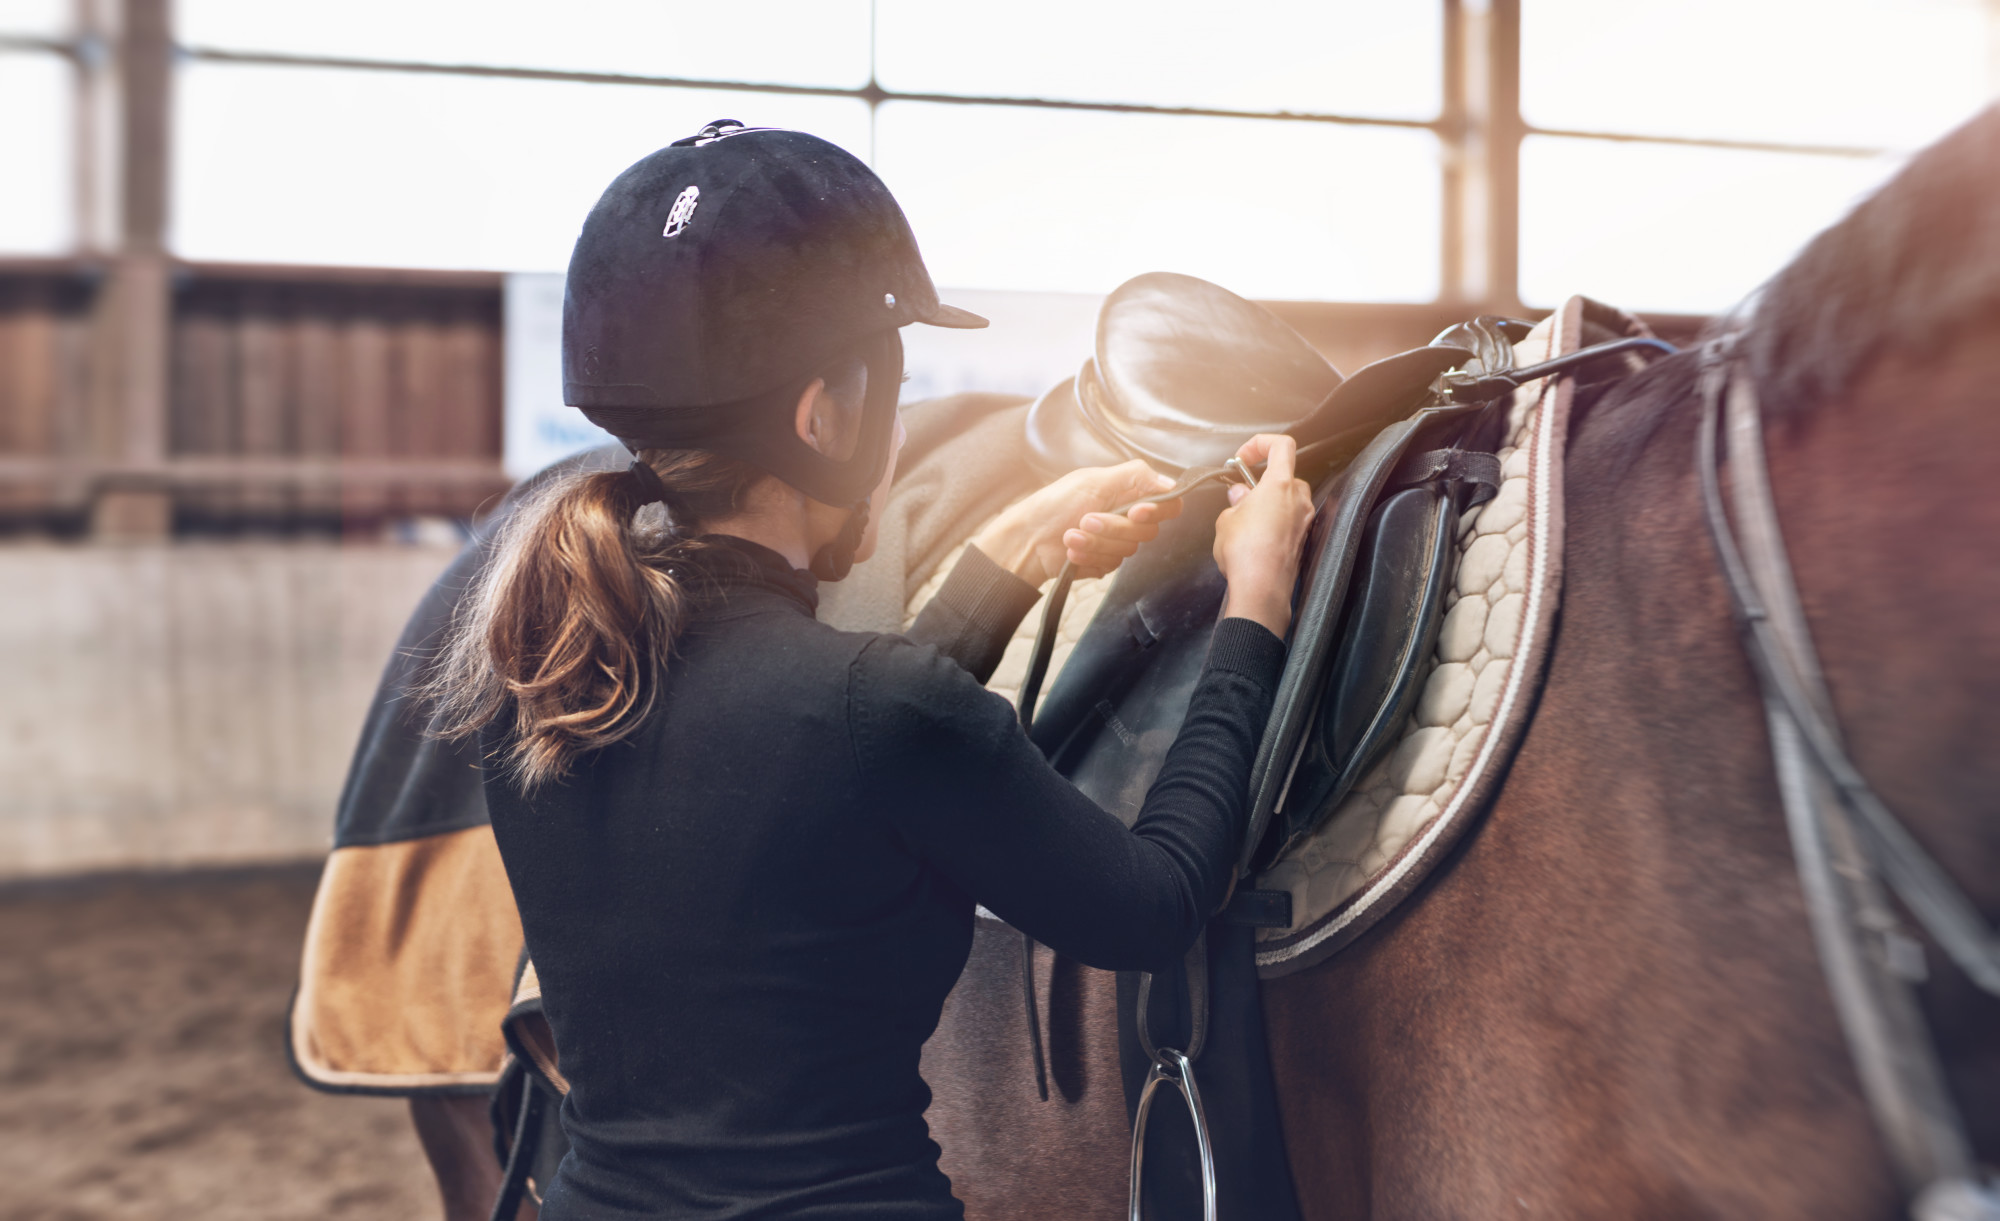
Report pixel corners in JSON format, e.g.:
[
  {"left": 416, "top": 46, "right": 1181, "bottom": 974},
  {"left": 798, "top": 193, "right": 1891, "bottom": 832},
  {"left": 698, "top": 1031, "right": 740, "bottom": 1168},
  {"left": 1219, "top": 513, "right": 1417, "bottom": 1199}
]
[{"left": 971, "top": 460, "right": 1184, "bottom": 586}]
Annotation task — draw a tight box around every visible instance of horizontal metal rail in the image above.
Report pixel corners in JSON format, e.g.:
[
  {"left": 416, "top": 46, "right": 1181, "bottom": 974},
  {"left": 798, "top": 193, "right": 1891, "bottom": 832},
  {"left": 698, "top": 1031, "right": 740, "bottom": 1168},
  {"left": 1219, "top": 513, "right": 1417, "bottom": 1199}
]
[
  {"left": 1, "top": 31, "right": 1905, "bottom": 159},
  {"left": 0, "top": 455, "right": 511, "bottom": 491},
  {"left": 178, "top": 45, "right": 1441, "bottom": 131},
  {"left": 1527, "top": 123, "right": 1890, "bottom": 160}
]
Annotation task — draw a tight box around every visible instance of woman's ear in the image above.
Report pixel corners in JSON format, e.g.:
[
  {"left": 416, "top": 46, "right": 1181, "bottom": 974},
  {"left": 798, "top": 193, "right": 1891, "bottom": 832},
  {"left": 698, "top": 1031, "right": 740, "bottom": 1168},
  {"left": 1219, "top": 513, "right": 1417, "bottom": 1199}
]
[
  {"left": 794, "top": 375, "right": 862, "bottom": 461},
  {"left": 793, "top": 377, "right": 830, "bottom": 455}
]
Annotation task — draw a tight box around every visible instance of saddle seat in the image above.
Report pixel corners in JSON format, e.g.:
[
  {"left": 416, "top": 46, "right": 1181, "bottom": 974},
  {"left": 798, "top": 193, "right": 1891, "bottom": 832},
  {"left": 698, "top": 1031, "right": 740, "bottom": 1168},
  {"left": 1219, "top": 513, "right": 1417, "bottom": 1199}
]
[{"left": 1025, "top": 272, "right": 1482, "bottom": 482}]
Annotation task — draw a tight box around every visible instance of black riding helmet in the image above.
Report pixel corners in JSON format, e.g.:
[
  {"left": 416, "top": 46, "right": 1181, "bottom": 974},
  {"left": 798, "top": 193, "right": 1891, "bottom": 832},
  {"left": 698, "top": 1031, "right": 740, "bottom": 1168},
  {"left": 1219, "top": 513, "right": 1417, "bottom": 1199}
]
[{"left": 563, "top": 120, "right": 987, "bottom": 577}]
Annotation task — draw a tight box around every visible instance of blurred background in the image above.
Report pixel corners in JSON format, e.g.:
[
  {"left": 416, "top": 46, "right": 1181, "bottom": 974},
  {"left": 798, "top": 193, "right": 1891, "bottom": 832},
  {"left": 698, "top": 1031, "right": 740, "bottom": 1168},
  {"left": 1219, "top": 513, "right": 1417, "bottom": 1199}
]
[
  {"left": 0, "top": 1, "right": 1994, "bottom": 1215},
  {"left": 3, "top": 0, "right": 1994, "bottom": 877}
]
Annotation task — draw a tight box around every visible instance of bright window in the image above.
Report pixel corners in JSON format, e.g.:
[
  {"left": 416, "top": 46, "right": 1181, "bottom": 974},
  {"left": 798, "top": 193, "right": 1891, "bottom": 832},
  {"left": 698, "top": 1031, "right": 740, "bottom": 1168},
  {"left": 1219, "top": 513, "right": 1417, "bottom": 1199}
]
[
  {"left": 1519, "top": 136, "right": 1903, "bottom": 313},
  {"left": 875, "top": 0, "right": 1440, "bottom": 120},
  {"left": 0, "top": 0, "right": 68, "bottom": 36},
  {"left": 1516, "top": 0, "right": 1987, "bottom": 313},
  {"left": 173, "top": 62, "right": 870, "bottom": 270},
  {"left": 1522, "top": 0, "right": 1987, "bottom": 150},
  {"left": 177, "top": 0, "right": 873, "bottom": 90},
  {"left": 876, "top": 101, "right": 1439, "bottom": 300},
  {"left": 0, "top": 50, "right": 73, "bottom": 254}
]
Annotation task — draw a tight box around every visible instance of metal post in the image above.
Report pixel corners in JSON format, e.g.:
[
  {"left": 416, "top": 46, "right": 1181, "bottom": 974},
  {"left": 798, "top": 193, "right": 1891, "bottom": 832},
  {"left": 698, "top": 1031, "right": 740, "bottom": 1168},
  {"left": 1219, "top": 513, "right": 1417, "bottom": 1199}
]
[
  {"left": 72, "top": 0, "right": 119, "bottom": 255},
  {"left": 88, "top": 0, "right": 172, "bottom": 540},
  {"left": 1439, "top": 0, "right": 1522, "bottom": 316},
  {"left": 1487, "top": 0, "right": 1522, "bottom": 316}
]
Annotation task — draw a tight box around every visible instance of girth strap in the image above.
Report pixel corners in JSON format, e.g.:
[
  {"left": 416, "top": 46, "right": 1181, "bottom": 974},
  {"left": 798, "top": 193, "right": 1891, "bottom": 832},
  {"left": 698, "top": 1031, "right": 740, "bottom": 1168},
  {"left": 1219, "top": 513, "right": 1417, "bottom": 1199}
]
[{"left": 1697, "top": 345, "right": 1999, "bottom": 1217}]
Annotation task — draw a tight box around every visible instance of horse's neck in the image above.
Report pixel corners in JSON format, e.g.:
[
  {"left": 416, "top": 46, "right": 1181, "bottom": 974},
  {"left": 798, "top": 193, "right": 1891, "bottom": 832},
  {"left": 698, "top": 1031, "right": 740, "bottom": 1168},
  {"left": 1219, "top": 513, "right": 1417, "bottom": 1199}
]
[
  {"left": 1757, "top": 331, "right": 2000, "bottom": 916},
  {"left": 1568, "top": 336, "right": 2000, "bottom": 1160}
]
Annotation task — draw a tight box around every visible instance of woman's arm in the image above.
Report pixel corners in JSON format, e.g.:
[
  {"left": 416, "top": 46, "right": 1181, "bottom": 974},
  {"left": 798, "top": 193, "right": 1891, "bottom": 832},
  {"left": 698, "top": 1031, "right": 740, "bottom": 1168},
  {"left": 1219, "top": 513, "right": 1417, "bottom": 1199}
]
[
  {"left": 849, "top": 618, "right": 1286, "bottom": 973},
  {"left": 904, "top": 460, "right": 1183, "bottom": 683},
  {"left": 903, "top": 545, "right": 1041, "bottom": 684},
  {"left": 862, "top": 435, "right": 1312, "bottom": 972}
]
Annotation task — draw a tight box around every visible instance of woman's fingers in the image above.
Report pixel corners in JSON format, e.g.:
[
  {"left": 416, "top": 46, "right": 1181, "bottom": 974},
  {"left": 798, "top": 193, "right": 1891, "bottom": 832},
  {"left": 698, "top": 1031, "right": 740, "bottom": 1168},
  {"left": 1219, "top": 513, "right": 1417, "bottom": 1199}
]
[
  {"left": 1064, "top": 528, "right": 1141, "bottom": 559},
  {"left": 1212, "top": 434, "right": 1316, "bottom": 637},
  {"left": 1078, "top": 511, "right": 1159, "bottom": 544},
  {"left": 1233, "top": 433, "right": 1297, "bottom": 485}
]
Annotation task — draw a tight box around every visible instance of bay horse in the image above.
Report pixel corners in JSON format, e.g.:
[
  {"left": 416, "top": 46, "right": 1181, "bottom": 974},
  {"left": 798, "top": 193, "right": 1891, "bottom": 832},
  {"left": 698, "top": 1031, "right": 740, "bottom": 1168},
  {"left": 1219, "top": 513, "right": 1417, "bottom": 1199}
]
[{"left": 922, "top": 105, "right": 2000, "bottom": 1217}]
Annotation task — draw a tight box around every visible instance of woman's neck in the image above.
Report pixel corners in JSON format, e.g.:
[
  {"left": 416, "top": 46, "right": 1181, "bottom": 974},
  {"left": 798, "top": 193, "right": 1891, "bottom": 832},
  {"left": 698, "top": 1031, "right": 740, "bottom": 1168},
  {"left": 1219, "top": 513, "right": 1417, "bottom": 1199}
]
[{"left": 697, "top": 484, "right": 836, "bottom": 572}]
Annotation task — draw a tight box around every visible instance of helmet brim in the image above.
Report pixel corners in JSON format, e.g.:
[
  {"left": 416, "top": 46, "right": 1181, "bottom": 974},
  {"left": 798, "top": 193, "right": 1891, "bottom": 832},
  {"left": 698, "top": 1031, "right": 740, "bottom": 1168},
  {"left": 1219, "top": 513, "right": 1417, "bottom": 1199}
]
[{"left": 918, "top": 301, "right": 990, "bottom": 329}]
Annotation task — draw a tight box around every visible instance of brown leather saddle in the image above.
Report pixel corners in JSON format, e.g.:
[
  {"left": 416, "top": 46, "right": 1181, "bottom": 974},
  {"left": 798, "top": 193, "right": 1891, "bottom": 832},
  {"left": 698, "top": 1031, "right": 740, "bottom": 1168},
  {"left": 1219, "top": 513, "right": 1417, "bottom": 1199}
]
[{"left": 1017, "top": 288, "right": 1674, "bottom": 1219}]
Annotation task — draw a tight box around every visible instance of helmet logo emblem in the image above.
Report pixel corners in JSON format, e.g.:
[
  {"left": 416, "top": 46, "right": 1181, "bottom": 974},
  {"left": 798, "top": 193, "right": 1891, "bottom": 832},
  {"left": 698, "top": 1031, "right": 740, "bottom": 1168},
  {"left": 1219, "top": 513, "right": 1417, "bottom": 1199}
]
[{"left": 662, "top": 185, "right": 700, "bottom": 238}]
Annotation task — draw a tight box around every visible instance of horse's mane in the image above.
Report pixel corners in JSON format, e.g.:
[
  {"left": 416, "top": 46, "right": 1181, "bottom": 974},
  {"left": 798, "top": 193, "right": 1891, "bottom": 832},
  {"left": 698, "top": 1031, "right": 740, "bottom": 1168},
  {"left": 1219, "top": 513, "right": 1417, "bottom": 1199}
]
[{"left": 1746, "top": 102, "right": 2000, "bottom": 414}]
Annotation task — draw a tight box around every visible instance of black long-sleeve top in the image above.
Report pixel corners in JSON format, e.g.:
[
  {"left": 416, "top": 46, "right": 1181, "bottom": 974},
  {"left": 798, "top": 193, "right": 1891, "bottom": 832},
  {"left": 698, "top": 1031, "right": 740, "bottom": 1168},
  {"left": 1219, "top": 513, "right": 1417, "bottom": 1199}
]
[{"left": 482, "top": 535, "right": 1285, "bottom": 1220}]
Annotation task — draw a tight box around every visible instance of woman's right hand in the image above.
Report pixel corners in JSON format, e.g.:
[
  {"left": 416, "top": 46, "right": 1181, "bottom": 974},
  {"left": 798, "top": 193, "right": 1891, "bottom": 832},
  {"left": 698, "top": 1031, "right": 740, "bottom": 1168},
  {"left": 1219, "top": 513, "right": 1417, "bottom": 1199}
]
[{"left": 1212, "top": 434, "right": 1315, "bottom": 639}]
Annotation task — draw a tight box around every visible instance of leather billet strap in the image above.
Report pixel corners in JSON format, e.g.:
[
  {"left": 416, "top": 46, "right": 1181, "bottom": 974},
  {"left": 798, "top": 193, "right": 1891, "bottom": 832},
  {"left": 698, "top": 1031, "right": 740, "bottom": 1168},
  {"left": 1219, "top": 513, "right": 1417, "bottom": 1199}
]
[{"left": 1696, "top": 344, "right": 2000, "bottom": 1216}]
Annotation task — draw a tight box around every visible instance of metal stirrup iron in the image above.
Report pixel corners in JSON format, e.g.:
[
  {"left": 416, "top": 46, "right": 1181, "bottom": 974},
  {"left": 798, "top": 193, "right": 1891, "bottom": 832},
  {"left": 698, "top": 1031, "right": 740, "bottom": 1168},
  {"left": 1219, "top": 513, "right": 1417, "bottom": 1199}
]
[
  {"left": 1128, "top": 1048, "right": 1217, "bottom": 1221},
  {"left": 1128, "top": 933, "right": 1218, "bottom": 1221}
]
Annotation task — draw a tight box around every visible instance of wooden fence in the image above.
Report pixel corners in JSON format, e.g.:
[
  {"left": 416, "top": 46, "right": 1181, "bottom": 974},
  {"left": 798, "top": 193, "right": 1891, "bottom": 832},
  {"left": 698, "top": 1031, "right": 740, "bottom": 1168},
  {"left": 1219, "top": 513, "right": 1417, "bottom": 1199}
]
[
  {"left": 0, "top": 260, "right": 511, "bottom": 531},
  {"left": 0, "top": 257, "right": 1708, "bottom": 535}
]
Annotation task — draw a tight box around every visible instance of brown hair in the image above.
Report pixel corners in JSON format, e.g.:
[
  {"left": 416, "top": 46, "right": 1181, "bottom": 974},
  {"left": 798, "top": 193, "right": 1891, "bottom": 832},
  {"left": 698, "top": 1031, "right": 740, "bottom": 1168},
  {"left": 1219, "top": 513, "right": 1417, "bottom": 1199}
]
[{"left": 426, "top": 447, "right": 766, "bottom": 788}]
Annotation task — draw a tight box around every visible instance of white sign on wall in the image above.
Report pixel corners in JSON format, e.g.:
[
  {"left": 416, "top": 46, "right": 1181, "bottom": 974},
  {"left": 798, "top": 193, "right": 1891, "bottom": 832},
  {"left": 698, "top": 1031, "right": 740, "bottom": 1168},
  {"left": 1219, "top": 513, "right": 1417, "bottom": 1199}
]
[
  {"left": 896, "top": 288, "right": 1103, "bottom": 404},
  {"left": 504, "top": 275, "right": 1104, "bottom": 483},
  {"left": 504, "top": 272, "right": 614, "bottom": 480}
]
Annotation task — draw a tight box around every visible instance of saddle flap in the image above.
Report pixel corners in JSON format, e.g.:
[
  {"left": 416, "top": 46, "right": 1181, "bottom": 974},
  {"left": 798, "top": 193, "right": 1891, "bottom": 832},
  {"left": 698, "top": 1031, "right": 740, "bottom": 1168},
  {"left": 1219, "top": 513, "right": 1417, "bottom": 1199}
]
[
  {"left": 1238, "top": 402, "right": 1480, "bottom": 871},
  {"left": 1267, "top": 481, "right": 1460, "bottom": 865}
]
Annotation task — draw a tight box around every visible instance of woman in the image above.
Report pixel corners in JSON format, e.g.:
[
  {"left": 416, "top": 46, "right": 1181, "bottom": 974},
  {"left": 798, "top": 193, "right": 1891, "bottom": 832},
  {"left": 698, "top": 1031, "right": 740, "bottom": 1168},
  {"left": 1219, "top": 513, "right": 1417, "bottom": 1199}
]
[{"left": 432, "top": 122, "right": 1314, "bottom": 1220}]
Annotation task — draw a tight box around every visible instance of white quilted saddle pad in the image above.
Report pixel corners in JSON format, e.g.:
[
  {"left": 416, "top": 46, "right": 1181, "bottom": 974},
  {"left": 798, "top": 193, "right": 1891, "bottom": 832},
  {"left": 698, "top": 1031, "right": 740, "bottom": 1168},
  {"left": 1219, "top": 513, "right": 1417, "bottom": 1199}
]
[{"left": 1252, "top": 300, "right": 1598, "bottom": 977}]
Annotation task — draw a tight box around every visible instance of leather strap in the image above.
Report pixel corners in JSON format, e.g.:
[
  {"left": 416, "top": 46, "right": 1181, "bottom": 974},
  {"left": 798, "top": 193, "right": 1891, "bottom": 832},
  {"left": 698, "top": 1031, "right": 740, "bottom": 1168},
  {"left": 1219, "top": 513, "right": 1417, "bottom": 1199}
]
[
  {"left": 809, "top": 499, "right": 872, "bottom": 582},
  {"left": 1697, "top": 345, "right": 1999, "bottom": 1215},
  {"left": 1386, "top": 448, "right": 1502, "bottom": 506},
  {"left": 488, "top": 1069, "right": 547, "bottom": 1221}
]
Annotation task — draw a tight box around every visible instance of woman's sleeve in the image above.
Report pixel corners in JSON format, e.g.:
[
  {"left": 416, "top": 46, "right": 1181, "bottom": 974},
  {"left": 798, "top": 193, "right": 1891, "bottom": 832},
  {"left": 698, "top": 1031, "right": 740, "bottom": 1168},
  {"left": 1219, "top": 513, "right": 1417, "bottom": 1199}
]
[
  {"left": 848, "top": 618, "right": 1286, "bottom": 973},
  {"left": 903, "top": 544, "right": 1042, "bottom": 684}
]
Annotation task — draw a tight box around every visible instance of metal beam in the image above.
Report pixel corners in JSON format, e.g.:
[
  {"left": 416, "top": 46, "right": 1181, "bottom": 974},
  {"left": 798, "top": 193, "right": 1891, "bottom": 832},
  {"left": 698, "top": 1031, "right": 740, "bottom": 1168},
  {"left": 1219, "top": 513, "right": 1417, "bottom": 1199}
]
[
  {"left": 176, "top": 45, "right": 1441, "bottom": 132},
  {"left": 1440, "top": 0, "right": 1522, "bottom": 314},
  {"left": 1528, "top": 125, "right": 1887, "bottom": 159},
  {"left": 85, "top": 0, "right": 173, "bottom": 539}
]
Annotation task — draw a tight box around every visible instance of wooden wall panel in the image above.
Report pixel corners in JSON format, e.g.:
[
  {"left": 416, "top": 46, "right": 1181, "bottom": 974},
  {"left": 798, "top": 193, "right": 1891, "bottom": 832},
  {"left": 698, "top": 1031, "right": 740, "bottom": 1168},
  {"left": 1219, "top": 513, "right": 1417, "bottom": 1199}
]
[
  {"left": 0, "top": 274, "right": 93, "bottom": 516},
  {"left": 0, "top": 261, "right": 1708, "bottom": 532},
  {"left": 165, "top": 269, "right": 507, "bottom": 525},
  {"left": 0, "top": 278, "right": 90, "bottom": 458}
]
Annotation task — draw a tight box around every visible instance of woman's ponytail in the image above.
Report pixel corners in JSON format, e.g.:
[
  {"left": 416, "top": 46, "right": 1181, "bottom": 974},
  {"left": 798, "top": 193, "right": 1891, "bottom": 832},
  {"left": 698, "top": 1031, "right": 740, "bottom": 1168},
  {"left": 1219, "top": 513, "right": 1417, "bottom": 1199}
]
[{"left": 427, "top": 449, "right": 762, "bottom": 788}]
